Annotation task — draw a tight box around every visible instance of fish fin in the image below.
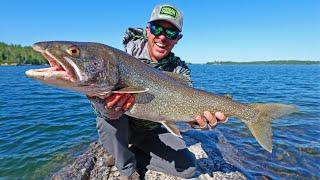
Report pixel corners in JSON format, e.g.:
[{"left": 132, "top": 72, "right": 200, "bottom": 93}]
[
  {"left": 246, "top": 103, "right": 298, "bottom": 153},
  {"left": 163, "top": 72, "right": 191, "bottom": 86},
  {"left": 86, "top": 90, "right": 111, "bottom": 98},
  {"left": 161, "top": 121, "right": 182, "bottom": 138},
  {"left": 112, "top": 87, "right": 149, "bottom": 93}
]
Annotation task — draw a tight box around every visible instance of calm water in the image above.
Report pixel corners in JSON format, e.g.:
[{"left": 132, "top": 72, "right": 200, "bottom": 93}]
[{"left": 0, "top": 64, "right": 319, "bottom": 179}]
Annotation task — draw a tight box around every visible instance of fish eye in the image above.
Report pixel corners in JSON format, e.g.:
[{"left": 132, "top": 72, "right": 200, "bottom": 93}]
[{"left": 66, "top": 45, "right": 80, "bottom": 57}]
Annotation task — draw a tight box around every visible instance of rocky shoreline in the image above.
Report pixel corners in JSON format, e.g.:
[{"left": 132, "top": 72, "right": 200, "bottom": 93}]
[{"left": 52, "top": 130, "right": 246, "bottom": 180}]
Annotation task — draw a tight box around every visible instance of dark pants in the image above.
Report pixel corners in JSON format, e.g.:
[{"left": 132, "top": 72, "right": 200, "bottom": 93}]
[{"left": 96, "top": 115, "right": 196, "bottom": 178}]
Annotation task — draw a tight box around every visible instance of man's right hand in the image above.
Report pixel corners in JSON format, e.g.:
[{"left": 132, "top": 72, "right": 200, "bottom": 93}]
[
  {"left": 104, "top": 93, "right": 135, "bottom": 112},
  {"left": 87, "top": 93, "right": 135, "bottom": 120}
]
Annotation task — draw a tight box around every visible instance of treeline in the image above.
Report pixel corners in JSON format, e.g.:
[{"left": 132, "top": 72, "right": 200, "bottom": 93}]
[
  {"left": 0, "top": 42, "right": 46, "bottom": 65},
  {"left": 207, "top": 60, "right": 320, "bottom": 65}
]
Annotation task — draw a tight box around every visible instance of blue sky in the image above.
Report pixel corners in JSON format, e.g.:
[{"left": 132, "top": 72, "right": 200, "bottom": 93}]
[{"left": 1, "top": 0, "right": 319, "bottom": 63}]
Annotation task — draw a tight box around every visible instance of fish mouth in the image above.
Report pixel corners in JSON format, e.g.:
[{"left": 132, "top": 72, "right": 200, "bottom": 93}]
[{"left": 25, "top": 45, "right": 77, "bottom": 82}]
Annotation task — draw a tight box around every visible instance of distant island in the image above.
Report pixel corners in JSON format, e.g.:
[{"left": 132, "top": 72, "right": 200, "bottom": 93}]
[
  {"left": 207, "top": 60, "right": 320, "bottom": 65},
  {"left": 0, "top": 42, "right": 46, "bottom": 65}
]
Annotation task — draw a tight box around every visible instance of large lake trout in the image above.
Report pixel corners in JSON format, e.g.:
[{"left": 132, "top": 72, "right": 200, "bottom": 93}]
[{"left": 26, "top": 41, "right": 298, "bottom": 152}]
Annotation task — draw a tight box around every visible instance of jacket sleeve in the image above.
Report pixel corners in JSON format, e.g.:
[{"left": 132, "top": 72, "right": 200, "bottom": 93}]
[
  {"left": 123, "top": 28, "right": 145, "bottom": 48},
  {"left": 123, "top": 27, "right": 148, "bottom": 58}
]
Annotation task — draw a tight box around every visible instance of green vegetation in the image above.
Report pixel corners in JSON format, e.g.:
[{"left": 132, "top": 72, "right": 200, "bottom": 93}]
[
  {"left": 0, "top": 42, "right": 46, "bottom": 65},
  {"left": 207, "top": 60, "right": 320, "bottom": 65}
]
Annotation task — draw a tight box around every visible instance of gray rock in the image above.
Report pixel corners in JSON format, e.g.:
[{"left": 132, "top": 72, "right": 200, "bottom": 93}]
[{"left": 52, "top": 130, "right": 246, "bottom": 180}]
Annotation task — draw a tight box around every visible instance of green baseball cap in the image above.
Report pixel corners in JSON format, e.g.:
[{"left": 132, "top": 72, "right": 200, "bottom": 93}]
[{"left": 149, "top": 4, "right": 183, "bottom": 31}]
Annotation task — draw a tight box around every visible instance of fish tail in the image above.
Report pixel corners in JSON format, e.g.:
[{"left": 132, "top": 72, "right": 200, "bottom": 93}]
[{"left": 245, "top": 103, "right": 298, "bottom": 153}]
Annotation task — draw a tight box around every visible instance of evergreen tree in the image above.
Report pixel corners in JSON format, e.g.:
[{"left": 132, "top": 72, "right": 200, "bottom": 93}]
[{"left": 0, "top": 42, "right": 46, "bottom": 65}]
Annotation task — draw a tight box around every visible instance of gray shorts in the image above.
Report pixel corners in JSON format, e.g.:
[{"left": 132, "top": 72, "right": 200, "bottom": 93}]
[{"left": 96, "top": 115, "right": 196, "bottom": 178}]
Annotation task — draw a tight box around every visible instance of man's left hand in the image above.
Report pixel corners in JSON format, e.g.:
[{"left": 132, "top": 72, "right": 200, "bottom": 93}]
[{"left": 189, "top": 111, "right": 228, "bottom": 130}]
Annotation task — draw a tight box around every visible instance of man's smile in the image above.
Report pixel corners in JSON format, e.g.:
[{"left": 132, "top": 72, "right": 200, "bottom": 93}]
[{"left": 155, "top": 42, "right": 166, "bottom": 48}]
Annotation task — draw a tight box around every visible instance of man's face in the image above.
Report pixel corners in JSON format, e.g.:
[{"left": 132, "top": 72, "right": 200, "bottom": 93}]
[{"left": 146, "top": 20, "right": 182, "bottom": 61}]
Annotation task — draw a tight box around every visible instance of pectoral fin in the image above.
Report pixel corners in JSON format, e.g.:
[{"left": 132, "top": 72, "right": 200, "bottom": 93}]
[
  {"left": 112, "top": 87, "right": 149, "bottom": 93},
  {"left": 87, "top": 86, "right": 148, "bottom": 98},
  {"left": 161, "top": 121, "right": 182, "bottom": 138}
]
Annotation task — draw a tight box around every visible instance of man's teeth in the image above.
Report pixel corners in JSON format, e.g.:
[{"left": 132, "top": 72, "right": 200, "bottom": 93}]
[{"left": 155, "top": 43, "right": 166, "bottom": 47}]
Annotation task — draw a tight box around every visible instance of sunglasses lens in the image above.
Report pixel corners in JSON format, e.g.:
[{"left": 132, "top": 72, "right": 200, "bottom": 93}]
[
  {"left": 150, "top": 24, "right": 163, "bottom": 36},
  {"left": 165, "top": 29, "right": 179, "bottom": 40},
  {"left": 150, "top": 23, "right": 179, "bottom": 40}
]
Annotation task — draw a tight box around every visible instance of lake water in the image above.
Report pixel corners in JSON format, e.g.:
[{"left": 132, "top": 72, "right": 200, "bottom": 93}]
[{"left": 0, "top": 64, "right": 319, "bottom": 179}]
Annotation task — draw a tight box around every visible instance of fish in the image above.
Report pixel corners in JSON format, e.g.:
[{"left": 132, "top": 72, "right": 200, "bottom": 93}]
[{"left": 25, "top": 41, "right": 298, "bottom": 152}]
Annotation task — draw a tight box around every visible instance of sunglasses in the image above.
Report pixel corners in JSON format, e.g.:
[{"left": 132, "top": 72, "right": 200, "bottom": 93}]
[{"left": 149, "top": 23, "right": 180, "bottom": 40}]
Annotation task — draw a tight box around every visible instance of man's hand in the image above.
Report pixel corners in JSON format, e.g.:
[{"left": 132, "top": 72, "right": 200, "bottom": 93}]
[
  {"left": 189, "top": 111, "right": 228, "bottom": 130},
  {"left": 105, "top": 93, "right": 135, "bottom": 112},
  {"left": 87, "top": 93, "right": 135, "bottom": 120},
  {"left": 103, "top": 93, "right": 135, "bottom": 119}
]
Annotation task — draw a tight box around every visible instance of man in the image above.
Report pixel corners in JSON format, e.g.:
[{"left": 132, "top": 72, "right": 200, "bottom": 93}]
[{"left": 89, "top": 4, "right": 227, "bottom": 179}]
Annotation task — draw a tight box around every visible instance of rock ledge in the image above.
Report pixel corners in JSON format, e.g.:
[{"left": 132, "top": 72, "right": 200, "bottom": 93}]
[{"left": 52, "top": 139, "right": 246, "bottom": 180}]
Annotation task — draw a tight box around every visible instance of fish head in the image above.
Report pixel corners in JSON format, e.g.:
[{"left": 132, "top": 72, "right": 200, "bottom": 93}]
[{"left": 26, "top": 41, "right": 119, "bottom": 94}]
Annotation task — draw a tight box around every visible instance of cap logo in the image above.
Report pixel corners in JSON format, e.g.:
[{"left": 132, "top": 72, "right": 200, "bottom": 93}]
[{"left": 160, "top": 6, "right": 177, "bottom": 18}]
